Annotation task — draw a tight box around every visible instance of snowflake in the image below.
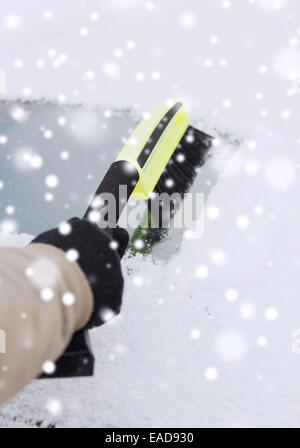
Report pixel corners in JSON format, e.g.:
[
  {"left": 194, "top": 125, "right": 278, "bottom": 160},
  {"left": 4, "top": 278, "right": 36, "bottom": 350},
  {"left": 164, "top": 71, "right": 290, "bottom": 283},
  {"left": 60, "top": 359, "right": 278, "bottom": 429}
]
[
  {"left": 240, "top": 302, "right": 256, "bottom": 319},
  {"left": 62, "top": 292, "right": 75, "bottom": 306},
  {"left": 14, "top": 59, "right": 23, "bottom": 69},
  {"left": 102, "top": 60, "right": 120, "bottom": 78},
  {"left": 134, "top": 239, "right": 144, "bottom": 249},
  {"left": 80, "top": 26, "right": 89, "bottom": 37},
  {"left": 146, "top": 2, "right": 155, "bottom": 11},
  {"left": 114, "top": 49, "right": 123, "bottom": 59},
  {"left": 36, "top": 59, "right": 46, "bottom": 69},
  {"left": 135, "top": 72, "right": 145, "bottom": 82},
  {"left": 165, "top": 178, "right": 174, "bottom": 188},
  {"left": 255, "top": 0, "right": 287, "bottom": 11},
  {"left": 225, "top": 288, "right": 239, "bottom": 302},
  {"left": 60, "top": 151, "right": 70, "bottom": 160},
  {"left": 210, "top": 249, "right": 227, "bottom": 266},
  {"left": 254, "top": 205, "right": 264, "bottom": 215},
  {"left": 59, "top": 222, "right": 72, "bottom": 235},
  {"left": 206, "top": 205, "right": 220, "bottom": 220},
  {"left": 5, "top": 205, "right": 15, "bottom": 215},
  {"left": 265, "top": 307, "right": 279, "bottom": 321},
  {"left": 90, "top": 12, "right": 99, "bottom": 22},
  {"left": 45, "top": 192, "right": 54, "bottom": 202},
  {"left": 221, "top": 1, "right": 231, "bottom": 10},
  {"left": 1, "top": 219, "right": 17, "bottom": 234},
  {"left": 151, "top": 71, "right": 160, "bottom": 81},
  {"left": 179, "top": 11, "right": 197, "bottom": 29},
  {"left": 10, "top": 106, "right": 28, "bottom": 122},
  {"left": 258, "top": 65, "right": 269, "bottom": 75},
  {"left": 30, "top": 154, "right": 43, "bottom": 169},
  {"left": 222, "top": 99, "right": 232, "bottom": 109},
  {"left": 46, "top": 399, "right": 62, "bottom": 416},
  {"left": 45, "top": 174, "right": 59, "bottom": 188},
  {"left": 66, "top": 249, "right": 79, "bottom": 262},
  {"left": 236, "top": 215, "right": 250, "bottom": 229},
  {"left": 204, "top": 367, "right": 218, "bottom": 381},
  {"left": 194, "top": 265, "right": 209, "bottom": 279},
  {"left": 190, "top": 328, "right": 201, "bottom": 340},
  {"left": 43, "top": 10, "right": 54, "bottom": 20},
  {"left": 281, "top": 109, "right": 291, "bottom": 119},
  {"left": 110, "top": 240, "right": 119, "bottom": 250},
  {"left": 43, "top": 361, "right": 56, "bottom": 375},
  {"left": 0, "top": 135, "right": 8, "bottom": 145},
  {"left": 257, "top": 336, "right": 268, "bottom": 347},
  {"left": 210, "top": 35, "right": 219, "bottom": 45},
  {"left": 4, "top": 14, "right": 21, "bottom": 31},
  {"left": 133, "top": 276, "right": 143, "bottom": 286},
  {"left": 44, "top": 129, "right": 53, "bottom": 139},
  {"left": 99, "top": 307, "right": 116, "bottom": 323},
  {"left": 126, "top": 41, "right": 135, "bottom": 50},
  {"left": 41, "top": 288, "right": 54, "bottom": 302}
]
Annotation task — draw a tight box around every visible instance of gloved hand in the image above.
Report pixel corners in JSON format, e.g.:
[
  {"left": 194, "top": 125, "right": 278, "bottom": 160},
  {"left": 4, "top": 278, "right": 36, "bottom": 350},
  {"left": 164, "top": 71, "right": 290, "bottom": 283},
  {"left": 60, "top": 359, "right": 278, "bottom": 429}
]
[{"left": 31, "top": 217, "right": 129, "bottom": 329}]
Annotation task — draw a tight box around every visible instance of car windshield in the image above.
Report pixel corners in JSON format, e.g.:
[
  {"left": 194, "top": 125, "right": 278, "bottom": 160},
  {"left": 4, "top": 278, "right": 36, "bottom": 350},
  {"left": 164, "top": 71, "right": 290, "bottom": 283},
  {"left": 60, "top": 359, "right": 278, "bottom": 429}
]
[{"left": 0, "top": 101, "right": 135, "bottom": 235}]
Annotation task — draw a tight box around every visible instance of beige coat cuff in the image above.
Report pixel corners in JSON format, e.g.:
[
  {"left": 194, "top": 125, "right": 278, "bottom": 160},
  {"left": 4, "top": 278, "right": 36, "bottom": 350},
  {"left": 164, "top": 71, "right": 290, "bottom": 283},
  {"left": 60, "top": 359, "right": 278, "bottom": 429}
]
[{"left": 0, "top": 243, "right": 93, "bottom": 405}]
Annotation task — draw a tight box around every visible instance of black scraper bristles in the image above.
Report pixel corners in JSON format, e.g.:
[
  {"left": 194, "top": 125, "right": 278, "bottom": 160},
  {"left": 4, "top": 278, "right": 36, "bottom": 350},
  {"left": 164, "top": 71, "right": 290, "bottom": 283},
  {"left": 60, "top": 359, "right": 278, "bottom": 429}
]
[
  {"left": 147, "top": 125, "right": 213, "bottom": 229},
  {"left": 154, "top": 125, "right": 212, "bottom": 198}
]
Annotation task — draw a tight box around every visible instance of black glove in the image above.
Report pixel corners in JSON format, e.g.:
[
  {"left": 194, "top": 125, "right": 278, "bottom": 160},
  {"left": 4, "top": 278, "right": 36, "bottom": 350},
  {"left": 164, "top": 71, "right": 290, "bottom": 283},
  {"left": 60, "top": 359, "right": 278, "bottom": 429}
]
[{"left": 31, "top": 217, "right": 129, "bottom": 329}]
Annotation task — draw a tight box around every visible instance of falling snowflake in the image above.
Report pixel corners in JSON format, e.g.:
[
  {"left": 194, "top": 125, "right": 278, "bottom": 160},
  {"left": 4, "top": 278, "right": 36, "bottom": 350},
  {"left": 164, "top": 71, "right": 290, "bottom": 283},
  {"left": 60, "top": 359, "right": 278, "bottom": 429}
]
[
  {"left": 179, "top": 11, "right": 197, "bottom": 29},
  {"left": 190, "top": 328, "right": 201, "bottom": 340},
  {"left": 10, "top": 106, "right": 28, "bottom": 122},
  {"left": 59, "top": 222, "right": 72, "bottom": 235},
  {"left": 204, "top": 367, "right": 218, "bottom": 381},
  {"left": 5, "top": 205, "right": 15, "bottom": 215},
  {"left": 210, "top": 249, "right": 228, "bottom": 266},
  {"left": 134, "top": 239, "right": 144, "bottom": 249},
  {"left": 46, "top": 399, "right": 62, "bottom": 416},
  {"left": 133, "top": 276, "right": 143, "bottom": 286},
  {"left": 265, "top": 307, "right": 279, "bottom": 321},
  {"left": 135, "top": 72, "right": 145, "bottom": 82},
  {"left": 45, "top": 174, "right": 59, "bottom": 189},
  {"left": 42, "top": 361, "right": 56, "bottom": 375},
  {"left": 0, "top": 135, "right": 8, "bottom": 145},
  {"left": 43, "top": 10, "right": 54, "bottom": 20},
  {"left": 255, "top": 0, "right": 287, "bottom": 11},
  {"left": 236, "top": 215, "right": 250, "bottom": 229},
  {"left": 110, "top": 240, "right": 119, "bottom": 250},
  {"left": 62, "top": 292, "right": 75, "bottom": 306},
  {"left": 240, "top": 302, "right": 256, "bottom": 319},
  {"left": 66, "top": 249, "right": 79, "bottom": 262},
  {"left": 225, "top": 288, "right": 239, "bottom": 303},
  {"left": 0, "top": 219, "right": 17, "bottom": 234},
  {"left": 194, "top": 265, "right": 209, "bottom": 279},
  {"left": 257, "top": 336, "right": 268, "bottom": 347},
  {"left": 99, "top": 307, "right": 116, "bottom": 323},
  {"left": 3, "top": 14, "right": 21, "bottom": 31},
  {"left": 206, "top": 205, "right": 220, "bottom": 220},
  {"left": 41, "top": 288, "right": 54, "bottom": 302},
  {"left": 102, "top": 61, "right": 120, "bottom": 78}
]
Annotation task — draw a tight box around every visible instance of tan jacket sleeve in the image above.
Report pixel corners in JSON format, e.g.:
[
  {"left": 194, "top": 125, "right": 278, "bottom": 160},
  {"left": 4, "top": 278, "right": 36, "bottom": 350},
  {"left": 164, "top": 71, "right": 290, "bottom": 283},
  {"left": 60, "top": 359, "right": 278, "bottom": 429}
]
[{"left": 0, "top": 243, "right": 93, "bottom": 406}]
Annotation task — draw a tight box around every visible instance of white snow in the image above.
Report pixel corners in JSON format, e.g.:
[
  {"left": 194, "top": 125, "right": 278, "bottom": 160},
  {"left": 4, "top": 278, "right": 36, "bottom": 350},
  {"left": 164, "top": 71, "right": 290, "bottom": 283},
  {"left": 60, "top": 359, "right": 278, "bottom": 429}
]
[{"left": 0, "top": 0, "right": 300, "bottom": 429}]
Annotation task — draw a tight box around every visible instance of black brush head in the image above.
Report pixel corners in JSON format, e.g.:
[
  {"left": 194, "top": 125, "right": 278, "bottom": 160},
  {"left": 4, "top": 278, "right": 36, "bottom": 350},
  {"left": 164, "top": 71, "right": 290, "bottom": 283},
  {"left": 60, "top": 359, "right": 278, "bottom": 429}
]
[
  {"left": 130, "top": 125, "right": 213, "bottom": 255},
  {"left": 147, "top": 125, "right": 212, "bottom": 228},
  {"left": 154, "top": 126, "right": 213, "bottom": 196},
  {"left": 154, "top": 125, "right": 212, "bottom": 197}
]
